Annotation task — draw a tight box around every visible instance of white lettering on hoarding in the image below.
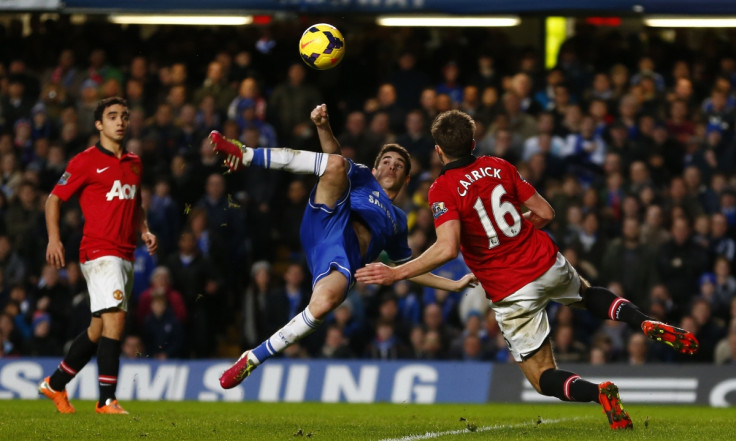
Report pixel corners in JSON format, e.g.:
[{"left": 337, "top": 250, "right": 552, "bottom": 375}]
[
  {"left": 321, "top": 365, "right": 378, "bottom": 403},
  {"left": 66, "top": 365, "right": 98, "bottom": 399},
  {"left": 284, "top": 364, "right": 308, "bottom": 402},
  {"left": 0, "top": 362, "right": 42, "bottom": 398},
  {"left": 391, "top": 365, "right": 438, "bottom": 403},
  {"left": 117, "top": 364, "right": 188, "bottom": 400},
  {"left": 199, "top": 363, "right": 243, "bottom": 401},
  {"left": 709, "top": 379, "right": 736, "bottom": 407},
  {"left": 258, "top": 365, "right": 283, "bottom": 402}
]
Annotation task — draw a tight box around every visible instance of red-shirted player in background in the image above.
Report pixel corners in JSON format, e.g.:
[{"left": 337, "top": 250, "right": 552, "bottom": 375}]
[
  {"left": 38, "top": 97, "right": 157, "bottom": 415},
  {"left": 356, "top": 110, "right": 699, "bottom": 430}
]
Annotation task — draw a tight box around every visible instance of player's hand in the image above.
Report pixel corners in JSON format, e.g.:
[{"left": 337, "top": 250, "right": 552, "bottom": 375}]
[
  {"left": 454, "top": 273, "right": 479, "bottom": 292},
  {"left": 354, "top": 262, "right": 397, "bottom": 286},
  {"left": 310, "top": 104, "right": 329, "bottom": 128},
  {"left": 142, "top": 232, "right": 158, "bottom": 255},
  {"left": 46, "top": 240, "right": 66, "bottom": 269}
]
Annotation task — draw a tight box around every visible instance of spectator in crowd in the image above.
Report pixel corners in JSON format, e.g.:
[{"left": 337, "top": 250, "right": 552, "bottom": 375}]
[
  {"left": 656, "top": 217, "right": 710, "bottom": 319},
  {"left": 267, "top": 62, "right": 322, "bottom": 148},
  {"left": 137, "top": 266, "right": 188, "bottom": 328},
  {"left": 120, "top": 334, "right": 144, "bottom": 359},
  {"left": 142, "top": 293, "right": 184, "bottom": 359},
  {"left": 165, "top": 230, "right": 222, "bottom": 357},
  {"left": 626, "top": 333, "right": 650, "bottom": 365},
  {"left": 321, "top": 324, "right": 354, "bottom": 359},
  {"left": 552, "top": 323, "right": 588, "bottom": 363},
  {"left": 193, "top": 61, "right": 236, "bottom": 115}
]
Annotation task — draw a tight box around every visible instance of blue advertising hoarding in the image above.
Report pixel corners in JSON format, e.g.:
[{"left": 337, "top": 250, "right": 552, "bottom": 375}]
[{"left": 0, "top": 358, "right": 493, "bottom": 403}]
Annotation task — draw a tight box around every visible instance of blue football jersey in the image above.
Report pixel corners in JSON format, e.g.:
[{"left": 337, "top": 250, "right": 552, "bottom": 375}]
[{"left": 347, "top": 160, "right": 412, "bottom": 265}]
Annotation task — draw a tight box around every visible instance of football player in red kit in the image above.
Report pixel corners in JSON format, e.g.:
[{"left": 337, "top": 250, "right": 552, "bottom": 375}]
[
  {"left": 39, "top": 97, "right": 157, "bottom": 414},
  {"left": 356, "top": 110, "right": 699, "bottom": 430}
]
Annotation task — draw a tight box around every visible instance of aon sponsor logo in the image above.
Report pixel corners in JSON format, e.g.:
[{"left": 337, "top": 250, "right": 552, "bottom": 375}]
[{"left": 106, "top": 180, "right": 137, "bottom": 200}]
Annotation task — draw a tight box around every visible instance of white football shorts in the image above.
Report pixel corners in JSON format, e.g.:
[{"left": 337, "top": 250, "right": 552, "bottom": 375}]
[
  {"left": 490, "top": 252, "right": 582, "bottom": 362},
  {"left": 80, "top": 255, "right": 134, "bottom": 314}
]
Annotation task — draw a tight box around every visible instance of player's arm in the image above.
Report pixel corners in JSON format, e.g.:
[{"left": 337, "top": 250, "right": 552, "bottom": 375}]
[
  {"left": 311, "top": 104, "right": 342, "bottom": 155},
  {"left": 355, "top": 220, "right": 463, "bottom": 286},
  {"left": 522, "top": 191, "right": 555, "bottom": 229},
  {"left": 407, "top": 271, "right": 478, "bottom": 292},
  {"left": 45, "top": 194, "right": 65, "bottom": 269},
  {"left": 138, "top": 203, "right": 158, "bottom": 256}
]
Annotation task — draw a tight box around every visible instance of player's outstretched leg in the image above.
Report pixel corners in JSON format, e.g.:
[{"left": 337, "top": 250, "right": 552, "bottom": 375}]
[
  {"left": 220, "top": 273, "right": 346, "bottom": 389},
  {"left": 641, "top": 320, "right": 699, "bottom": 354},
  {"left": 582, "top": 286, "right": 699, "bottom": 355},
  {"left": 220, "top": 307, "right": 323, "bottom": 389},
  {"left": 598, "top": 381, "right": 633, "bottom": 430},
  {"left": 209, "top": 130, "right": 327, "bottom": 176}
]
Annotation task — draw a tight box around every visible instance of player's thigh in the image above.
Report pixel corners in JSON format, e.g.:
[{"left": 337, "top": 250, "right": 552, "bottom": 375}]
[
  {"left": 309, "top": 271, "right": 350, "bottom": 319},
  {"left": 313, "top": 155, "right": 349, "bottom": 207},
  {"left": 80, "top": 256, "right": 134, "bottom": 314},
  {"left": 542, "top": 252, "right": 583, "bottom": 305},
  {"left": 491, "top": 292, "right": 550, "bottom": 362},
  {"left": 518, "top": 339, "right": 556, "bottom": 393}
]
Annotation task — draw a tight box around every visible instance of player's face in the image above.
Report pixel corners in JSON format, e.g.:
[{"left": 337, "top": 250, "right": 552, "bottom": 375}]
[
  {"left": 96, "top": 104, "right": 129, "bottom": 144},
  {"left": 373, "top": 151, "right": 409, "bottom": 193}
]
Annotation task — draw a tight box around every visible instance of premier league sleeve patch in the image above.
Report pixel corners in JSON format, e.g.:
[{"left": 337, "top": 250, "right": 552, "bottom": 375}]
[
  {"left": 431, "top": 201, "right": 448, "bottom": 219},
  {"left": 57, "top": 171, "right": 71, "bottom": 185}
]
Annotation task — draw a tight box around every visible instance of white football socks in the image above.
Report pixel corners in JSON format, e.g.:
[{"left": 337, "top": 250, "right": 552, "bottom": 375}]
[{"left": 250, "top": 148, "right": 328, "bottom": 177}]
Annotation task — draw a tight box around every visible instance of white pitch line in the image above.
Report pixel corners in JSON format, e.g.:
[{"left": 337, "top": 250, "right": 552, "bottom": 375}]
[{"left": 378, "top": 417, "right": 584, "bottom": 441}]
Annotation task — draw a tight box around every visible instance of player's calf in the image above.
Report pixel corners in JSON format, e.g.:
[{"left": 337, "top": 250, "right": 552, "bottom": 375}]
[{"left": 538, "top": 368, "right": 599, "bottom": 402}]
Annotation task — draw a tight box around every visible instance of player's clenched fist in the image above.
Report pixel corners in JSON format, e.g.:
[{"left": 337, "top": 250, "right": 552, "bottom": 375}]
[{"left": 310, "top": 104, "right": 329, "bottom": 128}]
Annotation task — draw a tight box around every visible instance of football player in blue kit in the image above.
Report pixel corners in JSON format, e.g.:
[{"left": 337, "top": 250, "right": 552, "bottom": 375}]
[{"left": 212, "top": 104, "right": 477, "bottom": 388}]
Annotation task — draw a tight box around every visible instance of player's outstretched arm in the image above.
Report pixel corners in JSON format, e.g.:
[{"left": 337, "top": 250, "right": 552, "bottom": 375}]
[
  {"left": 522, "top": 191, "right": 555, "bottom": 229},
  {"left": 355, "top": 220, "right": 462, "bottom": 286},
  {"left": 45, "top": 194, "right": 65, "bottom": 269},
  {"left": 311, "top": 104, "right": 342, "bottom": 155},
  {"left": 408, "top": 271, "right": 478, "bottom": 292}
]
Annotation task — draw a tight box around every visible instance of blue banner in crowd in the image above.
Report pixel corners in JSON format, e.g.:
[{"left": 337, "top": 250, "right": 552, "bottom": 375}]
[{"left": 0, "top": 358, "right": 492, "bottom": 403}]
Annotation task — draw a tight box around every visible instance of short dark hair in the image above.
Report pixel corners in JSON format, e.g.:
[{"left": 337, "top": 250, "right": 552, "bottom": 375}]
[
  {"left": 373, "top": 143, "right": 411, "bottom": 176},
  {"left": 94, "top": 97, "right": 128, "bottom": 123},
  {"left": 430, "top": 110, "right": 475, "bottom": 159}
]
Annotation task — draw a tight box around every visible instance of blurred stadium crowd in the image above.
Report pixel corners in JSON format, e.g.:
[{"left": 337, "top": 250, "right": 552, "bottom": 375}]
[{"left": 0, "top": 16, "right": 734, "bottom": 365}]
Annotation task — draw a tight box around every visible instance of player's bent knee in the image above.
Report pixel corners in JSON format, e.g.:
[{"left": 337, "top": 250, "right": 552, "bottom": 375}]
[{"left": 322, "top": 155, "right": 348, "bottom": 181}]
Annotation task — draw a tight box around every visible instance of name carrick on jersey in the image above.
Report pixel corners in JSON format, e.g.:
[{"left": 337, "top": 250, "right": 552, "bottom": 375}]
[
  {"left": 51, "top": 143, "right": 142, "bottom": 263},
  {"left": 428, "top": 155, "right": 557, "bottom": 302},
  {"left": 348, "top": 160, "right": 412, "bottom": 265}
]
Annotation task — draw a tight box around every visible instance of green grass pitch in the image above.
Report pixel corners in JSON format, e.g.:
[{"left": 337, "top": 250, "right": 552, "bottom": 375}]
[{"left": 1, "top": 400, "right": 734, "bottom": 440}]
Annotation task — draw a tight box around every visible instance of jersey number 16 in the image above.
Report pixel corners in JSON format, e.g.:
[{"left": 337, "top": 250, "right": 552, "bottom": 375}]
[{"left": 472, "top": 184, "right": 522, "bottom": 249}]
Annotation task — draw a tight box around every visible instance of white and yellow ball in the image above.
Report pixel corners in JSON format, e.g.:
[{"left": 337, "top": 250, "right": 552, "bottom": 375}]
[{"left": 298, "top": 23, "right": 345, "bottom": 70}]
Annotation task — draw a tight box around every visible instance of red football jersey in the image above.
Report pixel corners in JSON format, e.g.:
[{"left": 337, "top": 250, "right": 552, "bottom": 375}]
[
  {"left": 52, "top": 144, "right": 143, "bottom": 263},
  {"left": 428, "top": 155, "right": 558, "bottom": 302}
]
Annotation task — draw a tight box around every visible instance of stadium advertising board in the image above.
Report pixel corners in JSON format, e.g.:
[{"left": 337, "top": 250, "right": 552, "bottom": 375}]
[
  {"left": 489, "top": 363, "right": 736, "bottom": 407},
  {"left": 2, "top": 359, "right": 733, "bottom": 406},
  {"left": 0, "top": 358, "right": 491, "bottom": 404}
]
